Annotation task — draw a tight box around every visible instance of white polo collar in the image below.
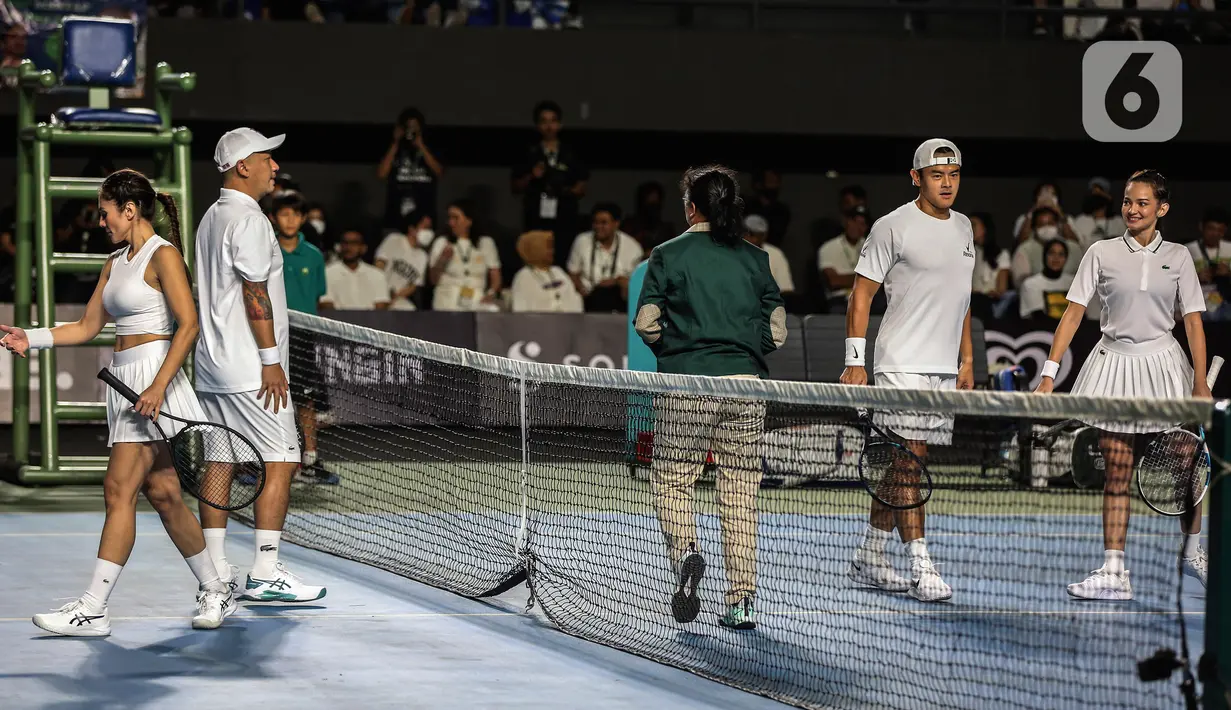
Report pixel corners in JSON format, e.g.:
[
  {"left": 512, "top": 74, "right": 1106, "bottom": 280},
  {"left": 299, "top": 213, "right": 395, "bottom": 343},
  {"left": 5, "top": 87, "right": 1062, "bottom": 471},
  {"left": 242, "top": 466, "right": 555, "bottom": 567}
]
[
  {"left": 220, "top": 187, "right": 262, "bottom": 212},
  {"left": 1122, "top": 230, "right": 1163, "bottom": 254}
]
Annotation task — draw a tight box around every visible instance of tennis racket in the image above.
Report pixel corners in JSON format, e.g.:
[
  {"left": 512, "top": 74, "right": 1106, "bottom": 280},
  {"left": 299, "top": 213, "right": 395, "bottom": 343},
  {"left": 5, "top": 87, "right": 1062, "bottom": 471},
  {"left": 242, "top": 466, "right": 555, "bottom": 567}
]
[
  {"left": 856, "top": 409, "right": 932, "bottom": 510},
  {"left": 1135, "top": 355, "right": 1223, "bottom": 516},
  {"left": 99, "top": 368, "right": 266, "bottom": 511},
  {"left": 1026, "top": 418, "right": 1104, "bottom": 488}
]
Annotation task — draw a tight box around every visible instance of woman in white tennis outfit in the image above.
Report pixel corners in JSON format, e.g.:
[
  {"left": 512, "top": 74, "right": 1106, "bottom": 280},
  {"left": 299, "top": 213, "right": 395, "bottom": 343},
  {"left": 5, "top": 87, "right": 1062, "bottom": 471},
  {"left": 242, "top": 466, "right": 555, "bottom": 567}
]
[
  {"left": 1036, "top": 170, "right": 1211, "bottom": 601},
  {"left": 0, "top": 169, "right": 234, "bottom": 636}
]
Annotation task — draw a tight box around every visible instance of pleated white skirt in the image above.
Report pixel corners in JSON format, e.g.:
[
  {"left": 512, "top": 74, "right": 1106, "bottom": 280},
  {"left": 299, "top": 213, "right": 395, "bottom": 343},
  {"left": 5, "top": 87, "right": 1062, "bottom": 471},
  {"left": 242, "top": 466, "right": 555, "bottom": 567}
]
[
  {"left": 1069, "top": 334, "right": 1193, "bottom": 433},
  {"left": 106, "top": 340, "right": 208, "bottom": 445}
]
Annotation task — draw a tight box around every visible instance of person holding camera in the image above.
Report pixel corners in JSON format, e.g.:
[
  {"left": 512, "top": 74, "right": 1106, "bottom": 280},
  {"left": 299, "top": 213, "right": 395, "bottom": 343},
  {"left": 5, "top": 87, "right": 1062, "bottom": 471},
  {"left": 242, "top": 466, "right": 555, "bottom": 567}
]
[{"left": 377, "top": 106, "right": 444, "bottom": 236}]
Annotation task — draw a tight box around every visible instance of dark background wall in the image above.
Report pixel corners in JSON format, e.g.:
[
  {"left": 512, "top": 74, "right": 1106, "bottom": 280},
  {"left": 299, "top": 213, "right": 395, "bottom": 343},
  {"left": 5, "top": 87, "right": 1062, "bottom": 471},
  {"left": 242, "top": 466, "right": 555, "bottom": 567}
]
[{"left": 0, "top": 16, "right": 1227, "bottom": 278}]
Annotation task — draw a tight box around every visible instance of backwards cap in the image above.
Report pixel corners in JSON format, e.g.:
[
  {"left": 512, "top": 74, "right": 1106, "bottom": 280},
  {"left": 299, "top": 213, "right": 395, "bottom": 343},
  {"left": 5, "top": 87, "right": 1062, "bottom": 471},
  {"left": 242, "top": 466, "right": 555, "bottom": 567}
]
[{"left": 912, "top": 138, "right": 961, "bottom": 170}]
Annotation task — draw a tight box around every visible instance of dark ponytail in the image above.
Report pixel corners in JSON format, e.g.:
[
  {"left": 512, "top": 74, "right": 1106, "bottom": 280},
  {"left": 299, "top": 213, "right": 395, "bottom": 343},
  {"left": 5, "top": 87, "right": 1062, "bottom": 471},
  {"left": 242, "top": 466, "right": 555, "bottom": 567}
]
[
  {"left": 680, "top": 164, "right": 744, "bottom": 247},
  {"left": 155, "top": 192, "right": 183, "bottom": 252},
  {"left": 1127, "top": 169, "right": 1169, "bottom": 203},
  {"left": 99, "top": 168, "right": 183, "bottom": 252}
]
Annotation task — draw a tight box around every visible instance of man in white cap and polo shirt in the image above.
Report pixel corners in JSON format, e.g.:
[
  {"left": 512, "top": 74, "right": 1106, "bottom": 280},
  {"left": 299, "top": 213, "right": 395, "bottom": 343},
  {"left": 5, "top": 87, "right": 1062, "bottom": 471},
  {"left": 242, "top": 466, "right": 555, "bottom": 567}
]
[
  {"left": 838, "top": 138, "right": 976, "bottom": 603},
  {"left": 194, "top": 128, "right": 326, "bottom": 603}
]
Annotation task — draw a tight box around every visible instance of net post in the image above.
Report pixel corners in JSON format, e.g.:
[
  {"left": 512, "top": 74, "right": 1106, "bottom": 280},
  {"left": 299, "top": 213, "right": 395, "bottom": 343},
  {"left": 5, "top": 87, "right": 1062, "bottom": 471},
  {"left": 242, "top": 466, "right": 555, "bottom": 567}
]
[{"left": 1205, "top": 400, "right": 1231, "bottom": 710}]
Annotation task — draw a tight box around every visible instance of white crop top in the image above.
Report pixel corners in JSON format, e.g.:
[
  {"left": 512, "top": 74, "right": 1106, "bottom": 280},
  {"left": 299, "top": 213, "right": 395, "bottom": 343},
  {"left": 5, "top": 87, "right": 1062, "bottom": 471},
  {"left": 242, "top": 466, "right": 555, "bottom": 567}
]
[{"left": 102, "top": 234, "right": 176, "bottom": 336}]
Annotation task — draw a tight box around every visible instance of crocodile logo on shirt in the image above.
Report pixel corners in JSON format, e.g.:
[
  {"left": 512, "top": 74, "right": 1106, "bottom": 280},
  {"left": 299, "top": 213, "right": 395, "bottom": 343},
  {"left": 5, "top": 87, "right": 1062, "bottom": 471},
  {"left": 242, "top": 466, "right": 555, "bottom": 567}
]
[{"left": 1162, "top": 265, "right": 1171, "bottom": 270}]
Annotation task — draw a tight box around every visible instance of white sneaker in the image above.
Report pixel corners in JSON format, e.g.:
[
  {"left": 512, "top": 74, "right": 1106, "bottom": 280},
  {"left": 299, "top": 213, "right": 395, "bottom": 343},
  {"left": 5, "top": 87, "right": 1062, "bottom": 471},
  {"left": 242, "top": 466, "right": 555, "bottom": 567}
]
[
  {"left": 1067, "top": 566, "right": 1133, "bottom": 600},
  {"left": 219, "top": 564, "right": 241, "bottom": 596},
  {"left": 32, "top": 598, "right": 111, "bottom": 637},
  {"left": 847, "top": 553, "right": 911, "bottom": 593},
  {"left": 1183, "top": 549, "right": 1208, "bottom": 588},
  {"left": 239, "top": 560, "right": 326, "bottom": 602},
  {"left": 192, "top": 587, "right": 236, "bottom": 630},
  {"left": 907, "top": 561, "right": 953, "bottom": 602}
]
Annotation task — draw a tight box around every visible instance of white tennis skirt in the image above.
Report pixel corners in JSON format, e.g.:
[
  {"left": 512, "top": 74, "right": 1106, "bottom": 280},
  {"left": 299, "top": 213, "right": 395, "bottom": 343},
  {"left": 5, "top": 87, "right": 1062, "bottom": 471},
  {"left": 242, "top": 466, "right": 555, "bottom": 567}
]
[
  {"left": 107, "top": 340, "right": 207, "bottom": 445},
  {"left": 1069, "top": 334, "right": 1193, "bottom": 434}
]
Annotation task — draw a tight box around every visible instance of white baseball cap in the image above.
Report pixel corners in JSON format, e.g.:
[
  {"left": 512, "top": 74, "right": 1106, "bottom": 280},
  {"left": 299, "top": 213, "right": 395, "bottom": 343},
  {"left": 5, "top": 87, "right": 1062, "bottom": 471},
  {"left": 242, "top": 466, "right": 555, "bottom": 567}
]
[
  {"left": 214, "top": 127, "right": 285, "bottom": 173},
  {"left": 912, "top": 138, "right": 961, "bottom": 170}
]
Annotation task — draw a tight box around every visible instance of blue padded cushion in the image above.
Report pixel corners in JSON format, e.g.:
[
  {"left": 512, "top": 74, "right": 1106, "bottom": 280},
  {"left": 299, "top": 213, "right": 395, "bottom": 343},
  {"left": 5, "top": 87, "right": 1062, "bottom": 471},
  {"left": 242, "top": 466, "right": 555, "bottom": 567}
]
[
  {"left": 53, "top": 107, "right": 161, "bottom": 127},
  {"left": 61, "top": 17, "right": 137, "bottom": 87}
]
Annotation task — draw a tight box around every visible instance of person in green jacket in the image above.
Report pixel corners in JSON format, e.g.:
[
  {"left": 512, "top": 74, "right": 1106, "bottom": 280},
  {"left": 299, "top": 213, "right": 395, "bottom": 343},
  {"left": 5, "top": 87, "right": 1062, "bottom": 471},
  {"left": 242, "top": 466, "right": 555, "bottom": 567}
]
[{"left": 634, "top": 164, "right": 787, "bottom": 631}]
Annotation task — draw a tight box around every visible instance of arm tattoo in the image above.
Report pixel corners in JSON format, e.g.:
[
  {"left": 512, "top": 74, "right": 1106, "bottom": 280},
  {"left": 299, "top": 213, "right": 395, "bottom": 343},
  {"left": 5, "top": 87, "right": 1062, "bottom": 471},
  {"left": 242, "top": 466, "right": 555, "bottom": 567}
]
[{"left": 242, "top": 280, "right": 274, "bottom": 321}]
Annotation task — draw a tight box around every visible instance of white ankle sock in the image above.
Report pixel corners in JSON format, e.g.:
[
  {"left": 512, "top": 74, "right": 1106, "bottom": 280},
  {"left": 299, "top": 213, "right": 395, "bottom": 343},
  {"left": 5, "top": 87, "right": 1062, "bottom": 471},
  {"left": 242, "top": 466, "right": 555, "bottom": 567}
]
[
  {"left": 185, "top": 549, "right": 226, "bottom": 592},
  {"left": 860, "top": 525, "right": 893, "bottom": 557},
  {"left": 83, "top": 559, "right": 123, "bottom": 611},
  {"left": 203, "top": 528, "right": 228, "bottom": 575},
  {"left": 1184, "top": 534, "right": 1202, "bottom": 558},
  {"left": 1104, "top": 549, "right": 1126, "bottom": 575},
  {"left": 252, "top": 529, "right": 282, "bottom": 578},
  {"left": 906, "top": 538, "right": 931, "bottom": 570},
  {"left": 302, "top": 450, "right": 318, "bottom": 467}
]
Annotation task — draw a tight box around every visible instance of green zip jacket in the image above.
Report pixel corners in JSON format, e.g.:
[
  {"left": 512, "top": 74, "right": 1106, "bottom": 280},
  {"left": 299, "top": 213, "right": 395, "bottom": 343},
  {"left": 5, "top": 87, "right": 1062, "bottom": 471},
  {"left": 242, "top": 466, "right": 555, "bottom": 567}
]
[{"left": 635, "top": 224, "right": 787, "bottom": 378}]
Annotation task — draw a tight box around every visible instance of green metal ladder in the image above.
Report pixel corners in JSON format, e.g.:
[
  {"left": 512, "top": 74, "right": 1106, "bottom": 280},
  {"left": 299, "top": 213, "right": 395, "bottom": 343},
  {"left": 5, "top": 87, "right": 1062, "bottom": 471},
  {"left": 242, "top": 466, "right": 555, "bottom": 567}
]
[{"left": 10, "top": 59, "right": 196, "bottom": 485}]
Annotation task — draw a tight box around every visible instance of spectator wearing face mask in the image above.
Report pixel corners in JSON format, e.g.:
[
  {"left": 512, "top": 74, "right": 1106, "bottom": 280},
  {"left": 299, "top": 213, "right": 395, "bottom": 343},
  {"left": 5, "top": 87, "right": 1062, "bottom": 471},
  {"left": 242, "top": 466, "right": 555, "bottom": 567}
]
[
  {"left": 510, "top": 230, "right": 583, "bottom": 313},
  {"left": 968, "top": 212, "right": 1013, "bottom": 322},
  {"left": 1073, "top": 177, "right": 1127, "bottom": 250},
  {"left": 1011, "top": 206, "right": 1079, "bottom": 288},
  {"left": 374, "top": 211, "right": 432, "bottom": 311},
  {"left": 1019, "top": 239, "right": 1074, "bottom": 321},
  {"left": 1012, "top": 180, "right": 1079, "bottom": 247},
  {"left": 304, "top": 201, "right": 332, "bottom": 258}
]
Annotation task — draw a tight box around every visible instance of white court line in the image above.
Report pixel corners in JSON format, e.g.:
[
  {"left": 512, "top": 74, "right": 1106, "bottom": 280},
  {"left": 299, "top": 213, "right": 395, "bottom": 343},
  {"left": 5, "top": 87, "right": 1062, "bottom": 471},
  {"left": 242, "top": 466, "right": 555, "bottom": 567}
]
[{"left": 0, "top": 611, "right": 514, "bottom": 623}]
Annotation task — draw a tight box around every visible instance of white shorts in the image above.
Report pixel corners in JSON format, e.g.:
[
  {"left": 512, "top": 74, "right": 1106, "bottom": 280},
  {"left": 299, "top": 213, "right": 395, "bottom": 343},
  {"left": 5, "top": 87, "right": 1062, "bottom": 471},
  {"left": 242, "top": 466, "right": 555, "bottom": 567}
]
[
  {"left": 107, "top": 341, "right": 207, "bottom": 446},
  {"left": 873, "top": 371, "right": 956, "bottom": 446},
  {"left": 198, "top": 390, "right": 301, "bottom": 463},
  {"left": 1069, "top": 335, "right": 1193, "bottom": 434}
]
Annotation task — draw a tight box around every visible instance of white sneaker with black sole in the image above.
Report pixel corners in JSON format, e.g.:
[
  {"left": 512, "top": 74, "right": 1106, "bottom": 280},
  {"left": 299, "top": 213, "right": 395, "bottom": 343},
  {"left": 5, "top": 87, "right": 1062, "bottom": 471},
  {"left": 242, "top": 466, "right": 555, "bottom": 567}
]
[
  {"left": 32, "top": 598, "right": 111, "bottom": 637},
  {"left": 192, "top": 587, "right": 236, "bottom": 630}
]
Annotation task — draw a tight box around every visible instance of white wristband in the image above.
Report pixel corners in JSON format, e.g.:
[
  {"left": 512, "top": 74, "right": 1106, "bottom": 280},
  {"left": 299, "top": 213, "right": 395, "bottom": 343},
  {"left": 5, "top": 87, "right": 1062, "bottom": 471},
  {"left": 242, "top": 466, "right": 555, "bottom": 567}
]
[
  {"left": 24, "top": 328, "right": 54, "bottom": 350},
  {"left": 258, "top": 347, "right": 281, "bottom": 366},
  {"left": 1040, "top": 360, "right": 1060, "bottom": 379},
  {"left": 845, "top": 337, "right": 866, "bottom": 367}
]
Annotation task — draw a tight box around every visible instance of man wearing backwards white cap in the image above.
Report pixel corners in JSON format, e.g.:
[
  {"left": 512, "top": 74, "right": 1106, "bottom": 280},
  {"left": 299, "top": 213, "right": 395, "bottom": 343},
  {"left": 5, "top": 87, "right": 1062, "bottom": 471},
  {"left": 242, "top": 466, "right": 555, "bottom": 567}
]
[
  {"left": 838, "top": 138, "right": 976, "bottom": 603},
  {"left": 194, "top": 128, "right": 326, "bottom": 603}
]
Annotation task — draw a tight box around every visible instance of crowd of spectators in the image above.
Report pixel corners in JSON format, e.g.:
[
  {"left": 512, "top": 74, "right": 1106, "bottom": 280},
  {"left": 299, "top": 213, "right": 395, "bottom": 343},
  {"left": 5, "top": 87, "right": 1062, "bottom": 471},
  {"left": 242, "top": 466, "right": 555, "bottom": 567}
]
[{"left": 2, "top": 95, "right": 1229, "bottom": 331}]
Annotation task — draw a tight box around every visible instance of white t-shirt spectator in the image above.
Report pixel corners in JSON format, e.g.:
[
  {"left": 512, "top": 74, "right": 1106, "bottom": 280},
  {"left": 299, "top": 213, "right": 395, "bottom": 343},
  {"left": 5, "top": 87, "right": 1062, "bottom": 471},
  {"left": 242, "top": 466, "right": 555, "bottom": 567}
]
[
  {"left": 972, "top": 247, "right": 1011, "bottom": 295},
  {"left": 567, "top": 231, "right": 644, "bottom": 293},
  {"left": 1186, "top": 238, "right": 1231, "bottom": 314},
  {"left": 375, "top": 233, "right": 428, "bottom": 311},
  {"left": 758, "top": 242, "right": 795, "bottom": 294},
  {"left": 1019, "top": 272, "right": 1075, "bottom": 319},
  {"left": 510, "top": 266, "right": 584, "bottom": 313},
  {"left": 854, "top": 201, "right": 975, "bottom": 375},
  {"left": 194, "top": 188, "right": 290, "bottom": 394},
  {"left": 322, "top": 261, "right": 391, "bottom": 310},
  {"left": 429, "top": 235, "right": 501, "bottom": 311},
  {"left": 1068, "top": 233, "right": 1205, "bottom": 344},
  {"left": 818, "top": 235, "right": 865, "bottom": 299}
]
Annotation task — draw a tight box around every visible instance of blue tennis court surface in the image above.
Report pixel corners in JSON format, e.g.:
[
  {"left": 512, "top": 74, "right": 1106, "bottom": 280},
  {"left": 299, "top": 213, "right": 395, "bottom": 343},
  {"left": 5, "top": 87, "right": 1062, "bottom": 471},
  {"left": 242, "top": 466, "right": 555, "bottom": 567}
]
[
  {"left": 0, "top": 508, "right": 1204, "bottom": 709},
  {"left": 0, "top": 511, "right": 790, "bottom": 710}
]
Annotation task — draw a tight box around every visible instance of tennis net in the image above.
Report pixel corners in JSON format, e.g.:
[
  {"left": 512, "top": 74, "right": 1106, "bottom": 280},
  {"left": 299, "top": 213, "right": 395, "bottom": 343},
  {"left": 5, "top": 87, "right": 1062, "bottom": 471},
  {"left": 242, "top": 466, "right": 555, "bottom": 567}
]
[{"left": 246, "top": 311, "right": 1216, "bottom": 710}]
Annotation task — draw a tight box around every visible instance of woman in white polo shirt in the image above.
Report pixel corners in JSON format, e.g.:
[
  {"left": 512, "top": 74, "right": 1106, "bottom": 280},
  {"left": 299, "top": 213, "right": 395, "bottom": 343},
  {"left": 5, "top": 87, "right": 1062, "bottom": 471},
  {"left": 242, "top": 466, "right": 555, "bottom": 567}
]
[
  {"left": 1036, "top": 170, "right": 1211, "bottom": 601},
  {"left": 427, "top": 198, "right": 501, "bottom": 311}
]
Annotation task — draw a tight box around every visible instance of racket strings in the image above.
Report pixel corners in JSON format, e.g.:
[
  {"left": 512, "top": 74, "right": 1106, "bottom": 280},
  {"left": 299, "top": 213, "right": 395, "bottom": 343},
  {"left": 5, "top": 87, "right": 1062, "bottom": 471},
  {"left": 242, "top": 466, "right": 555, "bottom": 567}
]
[
  {"left": 171, "top": 423, "right": 265, "bottom": 511},
  {"left": 1137, "top": 431, "right": 1207, "bottom": 516}
]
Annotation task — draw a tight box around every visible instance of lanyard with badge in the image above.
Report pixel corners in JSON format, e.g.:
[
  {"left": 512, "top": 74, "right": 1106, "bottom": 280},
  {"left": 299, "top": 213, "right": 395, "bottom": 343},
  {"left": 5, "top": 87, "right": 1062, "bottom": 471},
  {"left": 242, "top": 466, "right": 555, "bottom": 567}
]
[
  {"left": 532, "top": 267, "right": 566, "bottom": 304},
  {"left": 590, "top": 235, "right": 621, "bottom": 286},
  {"left": 540, "top": 150, "right": 560, "bottom": 219}
]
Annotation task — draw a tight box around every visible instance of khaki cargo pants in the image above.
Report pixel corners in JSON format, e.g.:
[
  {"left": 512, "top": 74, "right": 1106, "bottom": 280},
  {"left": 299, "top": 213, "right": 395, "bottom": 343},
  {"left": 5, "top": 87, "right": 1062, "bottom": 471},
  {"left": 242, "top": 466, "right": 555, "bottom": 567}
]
[{"left": 651, "top": 377, "right": 765, "bottom": 606}]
